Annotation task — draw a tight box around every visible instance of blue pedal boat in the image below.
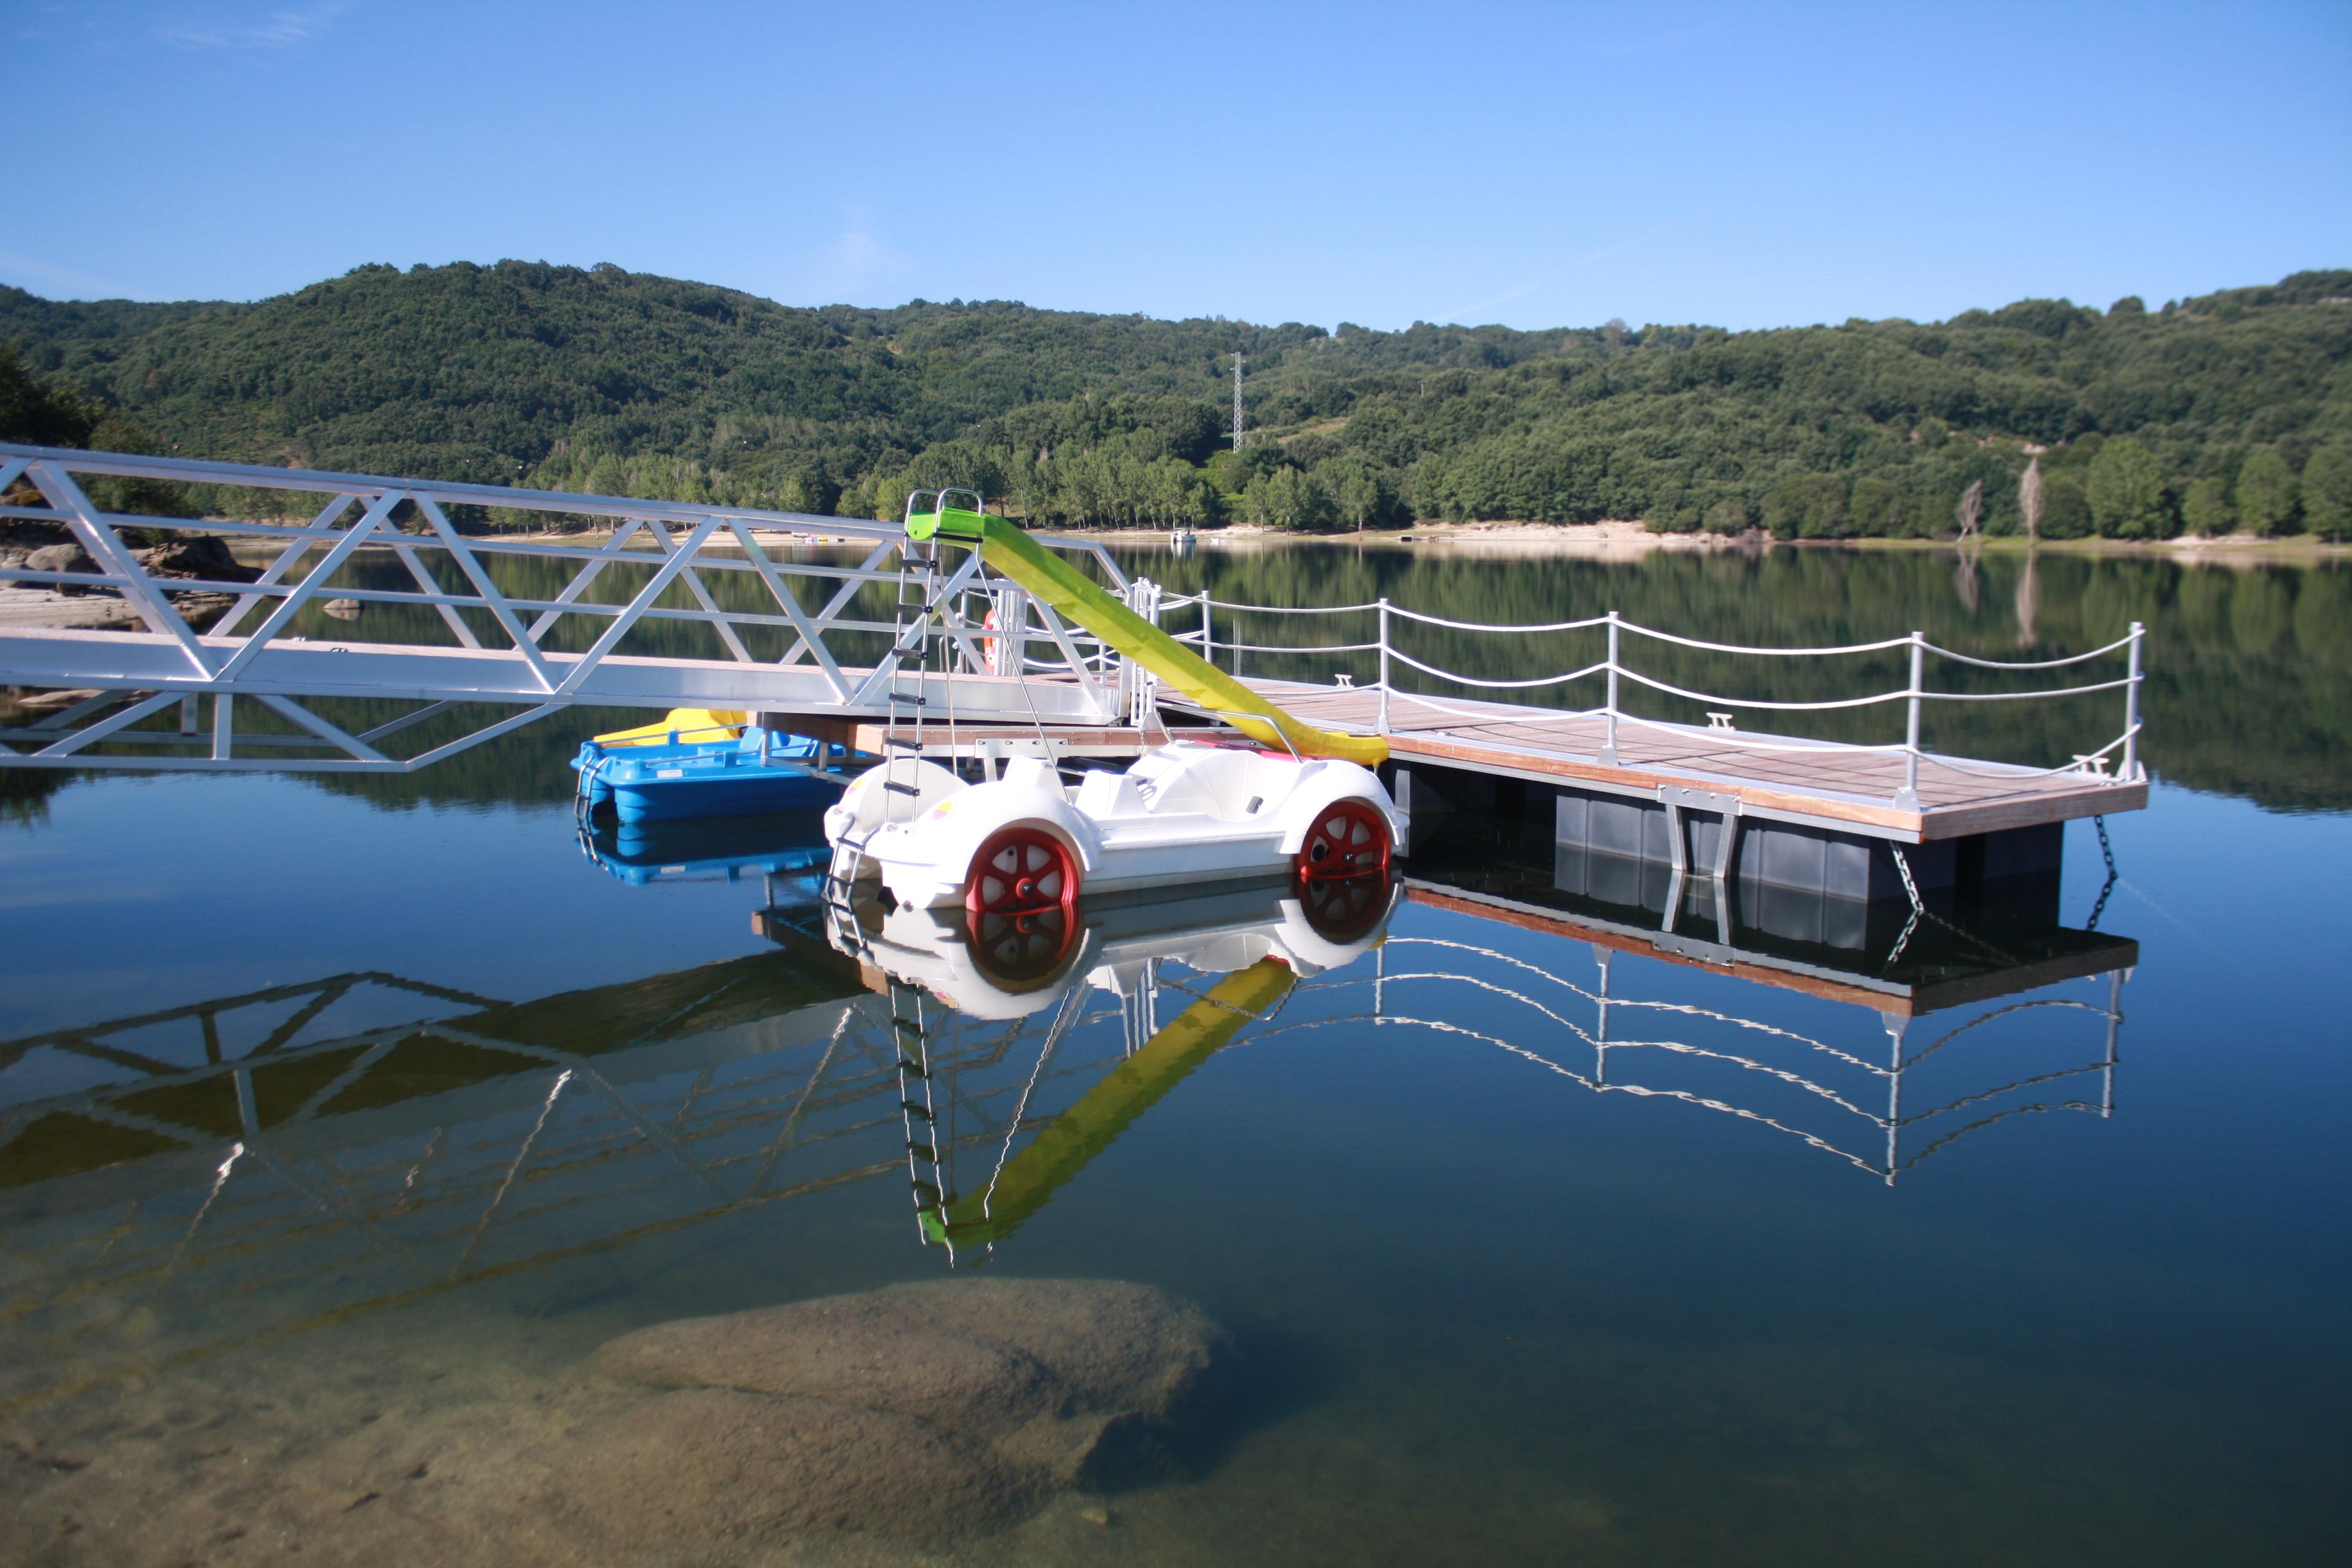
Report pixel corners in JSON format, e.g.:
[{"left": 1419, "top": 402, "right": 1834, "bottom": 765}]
[{"left": 573, "top": 725, "right": 847, "bottom": 825}]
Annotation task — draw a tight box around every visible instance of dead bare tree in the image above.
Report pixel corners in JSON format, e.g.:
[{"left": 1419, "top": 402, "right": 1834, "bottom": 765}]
[{"left": 1953, "top": 479, "right": 1985, "bottom": 613}]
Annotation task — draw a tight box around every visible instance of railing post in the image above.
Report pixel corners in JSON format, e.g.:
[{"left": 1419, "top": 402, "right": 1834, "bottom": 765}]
[
  {"left": 2122, "top": 620, "right": 2143, "bottom": 783},
  {"left": 1201, "top": 597, "right": 1214, "bottom": 670},
  {"left": 1599, "top": 611, "right": 1621, "bottom": 766},
  {"left": 1895, "top": 630, "right": 1924, "bottom": 810},
  {"left": 1377, "top": 598, "right": 1391, "bottom": 735}
]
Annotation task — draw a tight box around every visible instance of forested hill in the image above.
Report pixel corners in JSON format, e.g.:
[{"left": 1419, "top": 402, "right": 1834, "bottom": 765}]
[{"left": 4, "top": 260, "right": 2348, "bottom": 540}]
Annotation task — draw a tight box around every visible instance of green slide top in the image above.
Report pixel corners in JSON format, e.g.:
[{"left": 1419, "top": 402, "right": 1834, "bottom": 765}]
[{"left": 910, "top": 503, "right": 1388, "bottom": 767}]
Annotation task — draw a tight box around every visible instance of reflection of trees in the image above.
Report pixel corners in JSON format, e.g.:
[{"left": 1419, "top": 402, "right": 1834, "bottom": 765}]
[{"left": 1114, "top": 544, "right": 2352, "bottom": 809}]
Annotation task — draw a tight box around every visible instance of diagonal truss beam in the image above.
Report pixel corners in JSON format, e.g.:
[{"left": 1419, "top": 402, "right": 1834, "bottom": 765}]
[
  {"left": 644, "top": 518, "right": 753, "bottom": 663},
  {"left": 212, "top": 494, "right": 356, "bottom": 639},
  {"left": 554, "top": 513, "right": 725, "bottom": 696},
  {"left": 419, "top": 498, "right": 555, "bottom": 690},
  {"left": 727, "top": 520, "right": 852, "bottom": 700},
  {"left": 214, "top": 491, "right": 400, "bottom": 681},
  {"left": 27, "top": 460, "right": 215, "bottom": 676},
  {"left": 524, "top": 517, "right": 647, "bottom": 642}
]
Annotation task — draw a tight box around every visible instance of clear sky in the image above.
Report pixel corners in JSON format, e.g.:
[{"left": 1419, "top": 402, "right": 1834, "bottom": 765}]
[{"left": 5, "top": 1, "right": 2347, "bottom": 332}]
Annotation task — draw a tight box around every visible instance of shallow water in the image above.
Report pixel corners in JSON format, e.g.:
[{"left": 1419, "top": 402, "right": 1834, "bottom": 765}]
[{"left": 2, "top": 546, "right": 2346, "bottom": 1564}]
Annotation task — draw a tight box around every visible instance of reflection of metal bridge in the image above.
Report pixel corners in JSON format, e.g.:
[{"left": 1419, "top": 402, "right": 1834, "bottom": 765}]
[{"left": 0, "top": 875, "right": 2136, "bottom": 1414}]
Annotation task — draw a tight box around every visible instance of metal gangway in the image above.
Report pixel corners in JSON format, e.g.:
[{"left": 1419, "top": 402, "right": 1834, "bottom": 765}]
[{"left": 0, "top": 443, "right": 1147, "bottom": 774}]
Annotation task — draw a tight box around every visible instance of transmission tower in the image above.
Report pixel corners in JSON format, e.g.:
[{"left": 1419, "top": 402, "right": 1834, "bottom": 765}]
[{"left": 1231, "top": 351, "right": 1245, "bottom": 449}]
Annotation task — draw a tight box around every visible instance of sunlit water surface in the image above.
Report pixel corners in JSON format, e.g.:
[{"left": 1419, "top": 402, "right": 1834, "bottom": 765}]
[{"left": 1, "top": 544, "right": 2345, "bottom": 1565}]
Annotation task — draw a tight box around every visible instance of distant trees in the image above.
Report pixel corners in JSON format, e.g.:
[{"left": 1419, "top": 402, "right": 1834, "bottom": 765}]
[
  {"left": 2180, "top": 476, "right": 2233, "bottom": 537},
  {"left": 2086, "top": 438, "right": 2167, "bottom": 538},
  {"left": 2234, "top": 449, "right": 2299, "bottom": 535},
  {"left": 1, "top": 342, "right": 97, "bottom": 446},
  {"left": 2302, "top": 449, "right": 2352, "bottom": 542},
  {"left": 5, "top": 263, "right": 2350, "bottom": 541}
]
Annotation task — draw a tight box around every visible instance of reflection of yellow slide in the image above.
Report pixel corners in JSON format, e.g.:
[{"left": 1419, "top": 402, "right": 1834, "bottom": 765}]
[
  {"left": 925, "top": 958, "right": 1296, "bottom": 1247},
  {"left": 918, "top": 505, "right": 1387, "bottom": 766}
]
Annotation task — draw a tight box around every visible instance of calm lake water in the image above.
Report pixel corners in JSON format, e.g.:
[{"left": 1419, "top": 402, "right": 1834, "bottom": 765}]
[{"left": 2, "top": 543, "right": 2345, "bottom": 1565}]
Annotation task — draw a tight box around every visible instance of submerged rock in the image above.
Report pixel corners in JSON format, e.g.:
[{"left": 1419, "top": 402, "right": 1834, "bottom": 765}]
[
  {"left": 584, "top": 1276, "right": 1229, "bottom": 1542},
  {"left": 0, "top": 1279, "right": 1230, "bottom": 1563}
]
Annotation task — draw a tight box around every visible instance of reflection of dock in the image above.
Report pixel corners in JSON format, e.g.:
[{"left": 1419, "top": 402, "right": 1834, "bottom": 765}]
[
  {"left": 0, "top": 860, "right": 2139, "bottom": 1414},
  {"left": 1403, "top": 884, "right": 2135, "bottom": 1017}
]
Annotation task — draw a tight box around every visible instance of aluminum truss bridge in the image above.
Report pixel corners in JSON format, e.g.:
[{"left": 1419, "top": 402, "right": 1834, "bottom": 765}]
[{"left": 0, "top": 442, "right": 1145, "bottom": 774}]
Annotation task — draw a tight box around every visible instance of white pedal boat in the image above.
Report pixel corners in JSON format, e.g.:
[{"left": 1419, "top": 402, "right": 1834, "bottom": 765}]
[{"left": 824, "top": 741, "right": 1403, "bottom": 920}]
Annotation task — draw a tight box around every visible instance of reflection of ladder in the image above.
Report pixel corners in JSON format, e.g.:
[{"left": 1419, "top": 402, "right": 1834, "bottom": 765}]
[{"left": 889, "top": 979, "right": 957, "bottom": 1253}]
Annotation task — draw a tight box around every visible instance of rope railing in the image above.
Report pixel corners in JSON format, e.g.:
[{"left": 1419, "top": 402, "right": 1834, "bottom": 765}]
[{"left": 1138, "top": 586, "right": 2146, "bottom": 805}]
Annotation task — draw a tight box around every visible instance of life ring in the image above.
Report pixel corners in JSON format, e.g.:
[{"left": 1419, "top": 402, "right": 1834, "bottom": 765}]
[{"left": 981, "top": 608, "right": 1002, "bottom": 672}]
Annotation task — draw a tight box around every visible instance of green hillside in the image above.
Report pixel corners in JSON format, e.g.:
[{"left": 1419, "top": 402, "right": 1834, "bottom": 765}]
[{"left": 4, "top": 260, "right": 2348, "bottom": 540}]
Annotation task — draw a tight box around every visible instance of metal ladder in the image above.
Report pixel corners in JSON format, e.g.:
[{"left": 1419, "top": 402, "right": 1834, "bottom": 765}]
[{"left": 822, "top": 506, "right": 944, "bottom": 930}]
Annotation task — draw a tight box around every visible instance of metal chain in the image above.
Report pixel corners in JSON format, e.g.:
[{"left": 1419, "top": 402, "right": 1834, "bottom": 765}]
[{"left": 2085, "top": 815, "right": 2117, "bottom": 932}]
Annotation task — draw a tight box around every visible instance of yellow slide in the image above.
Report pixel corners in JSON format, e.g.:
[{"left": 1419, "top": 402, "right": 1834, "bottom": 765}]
[
  {"left": 924, "top": 958, "right": 1296, "bottom": 1248},
  {"left": 914, "top": 504, "right": 1388, "bottom": 767}
]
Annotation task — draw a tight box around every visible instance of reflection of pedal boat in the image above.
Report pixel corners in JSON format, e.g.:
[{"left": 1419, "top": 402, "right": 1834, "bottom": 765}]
[
  {"left": 825, "top": 744, "right": 1403, "bottom": 916},
  {"left": 837, "top": 871, "right": 1397, "bottom": 1021},
  {"left": 580, "top": 811, "right": 834, "bottom": 886},
  {"left": 573, "top": 709, "right": 843, "bottom": 825},
  {"left": 838, "top": 877, "right": 1396, "bottom": 1251}
]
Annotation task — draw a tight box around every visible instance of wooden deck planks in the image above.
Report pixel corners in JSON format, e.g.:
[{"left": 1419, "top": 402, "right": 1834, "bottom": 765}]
[{"left": 1236, "top": 683, "right": 2145, "bottom": 841}]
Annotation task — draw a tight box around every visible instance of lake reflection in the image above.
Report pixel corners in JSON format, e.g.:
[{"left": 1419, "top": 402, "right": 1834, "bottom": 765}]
[{"left": 1, "top": 544, "right": 2346, "bottom": 1564}]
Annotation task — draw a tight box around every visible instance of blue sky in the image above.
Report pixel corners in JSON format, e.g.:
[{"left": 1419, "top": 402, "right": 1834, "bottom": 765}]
[{"left": 4, "top": 1, "right": 2347, "bottom": 332}]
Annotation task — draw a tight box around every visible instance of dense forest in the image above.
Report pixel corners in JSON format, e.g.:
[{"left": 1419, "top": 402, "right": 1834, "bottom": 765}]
[{"left": 4, "top": 261, "right": 2348, "bottom": 540}]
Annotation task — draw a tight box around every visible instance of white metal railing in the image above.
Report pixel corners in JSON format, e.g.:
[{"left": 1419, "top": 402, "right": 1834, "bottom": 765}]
[
  {"left": 1151, "top": 589, "right": 2146, "bottom": 808},
  {"left": 0, "top": 443, "right": 1131, "bottom": 771}
]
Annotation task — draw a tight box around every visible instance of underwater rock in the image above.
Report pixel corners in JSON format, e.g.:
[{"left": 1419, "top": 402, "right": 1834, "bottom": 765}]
[
  {"left": 563, "top": 1387, "right": 1037, "bottom": 1545},
  {"left": 586, "top": 1276, "right": 1229, "bottom": 1540}
]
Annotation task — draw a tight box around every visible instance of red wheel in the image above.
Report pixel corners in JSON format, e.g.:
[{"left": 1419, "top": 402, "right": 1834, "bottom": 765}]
[
  {"left": 1294, "top": 798, "right": 1392, "bottom": 883},
  {"left": 965, "top": 825, "right": 1080, "bottom": 921},
  {"left": 962, "top": 825, "right": 1082, "bottom": 991}
]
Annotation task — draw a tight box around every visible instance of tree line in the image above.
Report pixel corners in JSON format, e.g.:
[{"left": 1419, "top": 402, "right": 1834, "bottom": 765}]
[{"left": 4, "top": 261, "right": 2347, "bottom": 540}]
